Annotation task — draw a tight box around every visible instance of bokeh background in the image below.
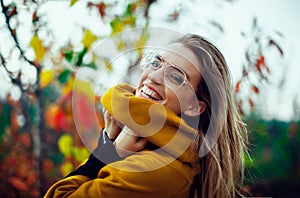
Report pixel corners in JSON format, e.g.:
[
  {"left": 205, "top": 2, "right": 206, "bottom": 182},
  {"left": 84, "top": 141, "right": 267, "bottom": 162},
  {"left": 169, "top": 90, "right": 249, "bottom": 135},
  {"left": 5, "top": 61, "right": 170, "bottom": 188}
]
[{"left": 0, "top": 0, "right": 299, "bottom": 197}]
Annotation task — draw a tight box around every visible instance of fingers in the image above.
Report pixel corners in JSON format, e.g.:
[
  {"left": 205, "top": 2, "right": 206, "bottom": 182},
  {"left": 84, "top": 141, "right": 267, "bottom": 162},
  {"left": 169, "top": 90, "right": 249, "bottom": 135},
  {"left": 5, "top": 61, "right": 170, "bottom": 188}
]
[
  {"left": 102, "top": 108, "right": 122, "bottom": 139},
  {"left": 102, "top": 108, "right": 112, "bottom": 123},
  {"left": 134, "top": 138, "right": 147, "bottom": 150}
]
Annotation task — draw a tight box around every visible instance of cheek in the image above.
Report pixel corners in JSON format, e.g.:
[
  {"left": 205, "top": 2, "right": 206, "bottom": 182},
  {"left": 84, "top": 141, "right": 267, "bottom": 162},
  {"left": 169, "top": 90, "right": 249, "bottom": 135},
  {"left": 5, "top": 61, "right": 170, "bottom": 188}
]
[
  {"left": 137, "top": 72, "right": 148, "bottom": 88},
  {"left": 164, "top": 89, "right": 184, "bottom": 113},
  {"left": 165, "top": 89, "right": 196, "bottom": 113}
]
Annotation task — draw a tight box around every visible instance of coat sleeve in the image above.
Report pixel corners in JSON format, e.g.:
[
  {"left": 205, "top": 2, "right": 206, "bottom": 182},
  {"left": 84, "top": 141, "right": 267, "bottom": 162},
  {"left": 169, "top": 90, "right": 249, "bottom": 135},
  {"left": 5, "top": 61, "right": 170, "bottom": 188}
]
[{"left": 44, "top": 151, "right": 194, "bottom": 198}]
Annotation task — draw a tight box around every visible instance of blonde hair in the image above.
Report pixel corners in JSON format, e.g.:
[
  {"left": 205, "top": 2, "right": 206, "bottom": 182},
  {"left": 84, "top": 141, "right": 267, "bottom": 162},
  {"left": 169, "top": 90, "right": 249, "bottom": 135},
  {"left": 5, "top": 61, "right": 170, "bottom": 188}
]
[{"left": 176, "top": 34, "right": 249, "bottom": 197}]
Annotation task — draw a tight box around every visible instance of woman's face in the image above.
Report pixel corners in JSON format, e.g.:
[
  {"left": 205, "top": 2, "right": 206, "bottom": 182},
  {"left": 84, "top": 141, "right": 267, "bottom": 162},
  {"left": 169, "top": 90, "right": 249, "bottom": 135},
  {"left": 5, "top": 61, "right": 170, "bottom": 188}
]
[{"left": 136, "top": 43, "right": 203, "bottom": 115}]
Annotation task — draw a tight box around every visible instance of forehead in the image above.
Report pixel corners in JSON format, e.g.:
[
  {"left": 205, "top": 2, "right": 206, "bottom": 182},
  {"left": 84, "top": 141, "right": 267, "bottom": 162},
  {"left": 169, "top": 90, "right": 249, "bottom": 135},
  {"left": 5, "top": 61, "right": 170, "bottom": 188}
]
[{"left": 160, "top": 43, "right": 201, "bottom": 85}]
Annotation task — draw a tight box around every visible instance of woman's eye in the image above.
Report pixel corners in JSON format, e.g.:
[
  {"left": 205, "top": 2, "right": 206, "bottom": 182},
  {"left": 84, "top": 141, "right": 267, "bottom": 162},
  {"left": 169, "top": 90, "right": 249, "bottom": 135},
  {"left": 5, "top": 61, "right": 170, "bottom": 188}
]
[
  {"left": 150, "top": 61, "right": 160, "bottom": 68},
  {"left": 169, "top": 74, "right": 184, "bottom": 85}
]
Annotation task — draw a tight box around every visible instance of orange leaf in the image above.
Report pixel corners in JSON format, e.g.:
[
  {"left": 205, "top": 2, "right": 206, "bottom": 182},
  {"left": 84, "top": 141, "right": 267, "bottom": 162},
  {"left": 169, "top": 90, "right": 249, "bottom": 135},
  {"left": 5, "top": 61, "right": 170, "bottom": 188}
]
[
  {"left": 26, "top": 171, "right": 37, "bottom": 186},
  {"left": 19, "top": 133, "right": 31, "bottom": 148},
  {"left": 248, "top": 98, "right": 254, "bottom": 109},
  {"left": 235, "top": 81, "right": 241, "bottom": 93},
  {"left": 42, "top": 159, "right": 54, "bottom": 174},
  {"left": 8, "top": 177, "right": 28, "bottom": 191},
  {"left": 251, "top": 85, "right": 259, "bottom": 94}
]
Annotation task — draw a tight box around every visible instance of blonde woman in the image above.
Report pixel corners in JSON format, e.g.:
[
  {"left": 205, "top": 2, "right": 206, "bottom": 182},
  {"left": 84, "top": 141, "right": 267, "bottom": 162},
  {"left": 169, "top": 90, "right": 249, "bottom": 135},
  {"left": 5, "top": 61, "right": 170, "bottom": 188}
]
[{"left": 45, "top": 34, "right": 248, "bottom": 198}]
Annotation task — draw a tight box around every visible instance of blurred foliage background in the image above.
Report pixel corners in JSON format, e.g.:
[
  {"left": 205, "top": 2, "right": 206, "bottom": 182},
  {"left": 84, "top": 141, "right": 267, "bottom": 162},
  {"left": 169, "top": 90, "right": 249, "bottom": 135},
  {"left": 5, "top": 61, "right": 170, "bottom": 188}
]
[{"left": 0, "top": 0, "right": 299, "bottom": 197}]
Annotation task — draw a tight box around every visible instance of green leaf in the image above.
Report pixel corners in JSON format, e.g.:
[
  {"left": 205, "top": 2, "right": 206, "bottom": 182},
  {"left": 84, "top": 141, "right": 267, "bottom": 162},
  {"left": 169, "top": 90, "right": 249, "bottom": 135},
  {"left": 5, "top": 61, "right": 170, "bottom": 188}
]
[
  {"left": 82, "top": 62, "right": 97, "bottom": 70},
  {"left": 50, "top": 153, "right": 64, "bottom": 165},
  {"left": 58, "top": 69, "right": 71, "bottom": 84},
  {"left": 64, "top": 50, "right": 74, "bottom": 63},
  {"left": 0, "top": 103, "right": 11, "bottom": 139},
  {"left": 74, "top": 47, "right": 88, "bottom": 66}
]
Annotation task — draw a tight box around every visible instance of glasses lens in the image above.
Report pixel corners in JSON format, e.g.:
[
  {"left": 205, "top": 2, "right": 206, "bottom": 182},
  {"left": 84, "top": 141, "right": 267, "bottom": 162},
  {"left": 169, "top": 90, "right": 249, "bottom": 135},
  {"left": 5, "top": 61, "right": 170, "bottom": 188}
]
[
  {"left": 164, "top": 66, "right": 186, "bottom": 89},
  {"left": 140, "top": 53, "right": 162, "bottom": 70}
]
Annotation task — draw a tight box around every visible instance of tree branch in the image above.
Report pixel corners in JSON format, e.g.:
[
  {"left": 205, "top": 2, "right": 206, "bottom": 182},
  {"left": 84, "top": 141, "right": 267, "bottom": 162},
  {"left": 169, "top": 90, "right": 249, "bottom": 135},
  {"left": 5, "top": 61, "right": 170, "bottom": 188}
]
[
  {"left": 0, "top": 52, "right": 26, "bottom": 93},
  {"left": 0, "top": 0, "right": 41, "bottom": 71}
]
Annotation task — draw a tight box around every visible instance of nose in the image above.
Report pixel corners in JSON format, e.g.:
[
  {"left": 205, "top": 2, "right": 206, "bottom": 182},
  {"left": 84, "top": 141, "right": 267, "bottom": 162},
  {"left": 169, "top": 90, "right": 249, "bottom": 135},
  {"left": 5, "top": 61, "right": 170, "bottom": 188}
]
[{"left": 147, "top": 66, "right": 164, "bottom": 85}]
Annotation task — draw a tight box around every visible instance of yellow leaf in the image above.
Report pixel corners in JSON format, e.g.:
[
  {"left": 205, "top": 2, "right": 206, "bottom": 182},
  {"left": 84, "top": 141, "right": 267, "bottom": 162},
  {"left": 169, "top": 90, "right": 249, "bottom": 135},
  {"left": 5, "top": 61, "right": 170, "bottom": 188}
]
[
  {"left": 40, "top": 70, "right": 53, "bottom": 88},
  {"left": 30, "top": 34, "right": 45, "bottom": 62},
  {"left": 135, "top": 33, "right": 149, "bottom": 56},
  {"left": 72, "top": 147, "right": 90, "bottom": 162},
  {"left": 110, "top": 19, "right": 124, "bottom": 35},
  {"left": 60, "top": 162, "right": 73, "bottom": 176},
  {"left": 116, "top": 39, "right": 126, "bottom": 51},
  {"left": 82, "top": 29, "right": 97, "bottom": 48},
  {"left": 62, "top": 77, "right": 75, "bottom": 96},
  {"left": 70, "top": 0, "right": 78, "bottom": 6},
  {"left": 104, "top": 58, "right": 112, "bottom": 71},
  {"left": 58, "top": 134, "right": 73, "bottom": 157},
  {"left": 73, "top": 79, "right": 94, "bottom": 101}
]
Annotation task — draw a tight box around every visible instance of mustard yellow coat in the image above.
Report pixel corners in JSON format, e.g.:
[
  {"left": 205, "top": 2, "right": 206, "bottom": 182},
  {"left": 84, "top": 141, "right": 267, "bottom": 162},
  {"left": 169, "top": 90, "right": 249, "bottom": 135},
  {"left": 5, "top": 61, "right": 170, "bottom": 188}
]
[{"left": 45, "top": 84, "right": 200, "bottom": 198}]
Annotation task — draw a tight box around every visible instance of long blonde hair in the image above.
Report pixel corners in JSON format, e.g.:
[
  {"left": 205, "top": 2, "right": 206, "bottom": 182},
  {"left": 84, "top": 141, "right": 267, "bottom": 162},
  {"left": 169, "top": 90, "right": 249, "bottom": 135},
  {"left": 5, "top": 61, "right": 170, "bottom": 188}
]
[{"left": 176, "top": 34, "right": 248, "bottom": 198}]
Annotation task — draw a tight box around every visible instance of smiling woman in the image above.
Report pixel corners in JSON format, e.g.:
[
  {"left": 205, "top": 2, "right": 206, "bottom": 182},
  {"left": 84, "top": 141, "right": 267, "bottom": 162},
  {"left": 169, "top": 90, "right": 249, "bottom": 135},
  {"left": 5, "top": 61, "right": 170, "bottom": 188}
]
[{"left": 44, "top": 34, "right": 248, "bottom": 198}]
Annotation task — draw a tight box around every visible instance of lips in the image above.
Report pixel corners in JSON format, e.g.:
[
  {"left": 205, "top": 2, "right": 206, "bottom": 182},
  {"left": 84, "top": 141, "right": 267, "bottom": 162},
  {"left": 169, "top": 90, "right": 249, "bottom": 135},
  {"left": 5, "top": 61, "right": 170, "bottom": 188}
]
[{"left": 138, "top": 85, "right": 163, "bottom": 101}]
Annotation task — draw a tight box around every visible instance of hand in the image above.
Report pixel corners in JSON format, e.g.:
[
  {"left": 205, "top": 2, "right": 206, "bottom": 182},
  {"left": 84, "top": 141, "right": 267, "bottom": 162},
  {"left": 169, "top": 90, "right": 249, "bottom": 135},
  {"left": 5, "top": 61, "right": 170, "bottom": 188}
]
[
  {"left": 114, "top": 126, "right": 147, "bottom": 158},
  {"left": 102, "top": 108, "right": 122, "bottom": 140}
]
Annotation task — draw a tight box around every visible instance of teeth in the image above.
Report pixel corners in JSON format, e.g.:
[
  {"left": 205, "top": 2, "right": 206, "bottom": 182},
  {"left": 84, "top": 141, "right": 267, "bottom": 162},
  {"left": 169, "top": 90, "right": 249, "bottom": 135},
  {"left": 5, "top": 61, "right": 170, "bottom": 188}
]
[{"left": 141, "top": 86, "right": 162, "bottom": 100}]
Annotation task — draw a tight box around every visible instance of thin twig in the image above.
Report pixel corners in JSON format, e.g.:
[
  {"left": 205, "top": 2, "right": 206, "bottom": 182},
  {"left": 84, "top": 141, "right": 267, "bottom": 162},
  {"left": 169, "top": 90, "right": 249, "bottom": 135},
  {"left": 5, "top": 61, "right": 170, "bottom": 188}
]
[
  {"left": 0, "top": 52, "right": 26, "bottom": 92},
  {"left": 0, "top": 0, "right": 39, "bottom": 67}
]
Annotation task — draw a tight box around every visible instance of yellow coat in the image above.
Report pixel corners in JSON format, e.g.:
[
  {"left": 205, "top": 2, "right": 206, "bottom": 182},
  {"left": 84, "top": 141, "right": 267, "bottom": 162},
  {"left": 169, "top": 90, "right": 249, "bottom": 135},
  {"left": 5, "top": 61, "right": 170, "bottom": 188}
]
[{"left": 45, "top": 84, "right": 200, "bottom": 198}]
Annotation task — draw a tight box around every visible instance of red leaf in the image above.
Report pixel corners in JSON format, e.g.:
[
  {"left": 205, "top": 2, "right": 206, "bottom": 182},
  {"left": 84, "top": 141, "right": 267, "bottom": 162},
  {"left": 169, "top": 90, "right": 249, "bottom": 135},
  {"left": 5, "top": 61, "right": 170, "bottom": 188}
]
[
  {"left": 248, "top": 98, "right": 254, "bottom": 109},
  {"left": 8, "top": 177, "right": 28, "bottom": 191},
  {"left": 243, "top": 66, "right": 248, "bottom": 77},
  {"left": 251, "top": 85, "right": 259, "bottom": 94},
  {"left": 32, "top": 11, "right": 38, "bottom": 23},
  {"left": 235, "top": 81, "right": 241, "bottom": 93},
  {"left": 96, "top": 2, "right": 106, "bottom": 18}
]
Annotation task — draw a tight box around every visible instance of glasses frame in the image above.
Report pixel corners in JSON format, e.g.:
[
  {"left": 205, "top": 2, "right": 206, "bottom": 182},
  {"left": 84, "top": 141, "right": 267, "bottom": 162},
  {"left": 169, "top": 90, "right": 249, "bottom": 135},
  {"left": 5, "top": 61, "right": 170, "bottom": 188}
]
[{"left": 140, "top": 52, "right": 195, "bottom": 91}]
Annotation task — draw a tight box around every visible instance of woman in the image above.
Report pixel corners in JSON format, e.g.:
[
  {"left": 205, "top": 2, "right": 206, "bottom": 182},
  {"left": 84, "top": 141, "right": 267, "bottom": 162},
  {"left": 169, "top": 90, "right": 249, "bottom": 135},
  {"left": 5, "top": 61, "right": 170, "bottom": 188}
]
[{"left": 45, "top": 34, "right": 248, "bottom": 197}]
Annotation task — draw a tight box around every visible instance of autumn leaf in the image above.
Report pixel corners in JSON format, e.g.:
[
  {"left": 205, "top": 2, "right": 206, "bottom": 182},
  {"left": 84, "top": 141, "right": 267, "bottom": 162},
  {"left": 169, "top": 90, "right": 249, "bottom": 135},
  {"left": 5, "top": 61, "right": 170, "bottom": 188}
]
[
  {"left": 32, "top": 11, "right": 38, "bottom": 23},
  {"left": 104, "top": 58, "right": 112, "bottom": 71},
  {"left": 40, "top": 70, "right": 53, "bottom": 88},
  {"left": 62, "top": 77, "right": 75, "bottom": 95},
  {"left": 8, "top": 177, "right": 28, "bottom": 191},
  {"left": 42, "top": 159, "right": 54, "bottom": 174},
  {"left": 18, "top": 132, "right": 31, "bottom": 148},
  {"left": 116, "top": 39, "right": 126, "bottom": 51},
  {"left": 97, "top": 2, "right": 106, "bottom": 18},
  {"left": 82, "top": 29, "right": 97, "bottom": 48},
  {"left": 251, "top": 85, "right": 259, "bottom": 94},
  {"left": 72, "top": 147, "right": 90, "bottom": 162},
  {"left": 58, "top": 134, "right": 73, "bottom": 156},
  {"left": 249, "top": 98, "right": 254, "bottom": 109},
  {"left": 110, "top": 18, "right": 124, "bottom": 34},
  {"left": 235, "top": 80, "right": 241, "bottom": 93},
  {"left": 60, "top": 162, "right": 73, "bottom": 176},
  {"left": 70, "top": 0, "right": 78, "bottom": 6},
  {"left": 135, "top": 33, "right": 149, "bottom": 56},
  {"left": 30, "top": 34, "right": 45, "bottom": 62}
]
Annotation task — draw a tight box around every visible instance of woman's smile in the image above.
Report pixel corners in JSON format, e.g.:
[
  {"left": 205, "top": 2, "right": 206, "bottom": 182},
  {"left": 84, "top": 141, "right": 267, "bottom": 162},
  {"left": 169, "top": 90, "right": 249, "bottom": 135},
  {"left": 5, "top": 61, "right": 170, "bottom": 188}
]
[{"left": 136, "top": 84, "right": 164, "bottom": 102}]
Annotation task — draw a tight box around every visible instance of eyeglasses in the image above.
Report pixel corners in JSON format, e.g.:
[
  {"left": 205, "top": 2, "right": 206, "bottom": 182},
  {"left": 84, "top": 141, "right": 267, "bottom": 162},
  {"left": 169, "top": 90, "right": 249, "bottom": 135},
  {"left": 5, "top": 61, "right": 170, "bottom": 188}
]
[{"left": 139, "top": 52, "right": 194, "bottom": 91}]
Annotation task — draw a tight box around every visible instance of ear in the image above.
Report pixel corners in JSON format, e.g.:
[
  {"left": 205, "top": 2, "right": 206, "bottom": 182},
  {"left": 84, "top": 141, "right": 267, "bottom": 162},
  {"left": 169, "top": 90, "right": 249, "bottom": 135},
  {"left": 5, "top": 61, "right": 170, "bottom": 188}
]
[{"left": 183, "top": 101, "right": 206, "bottom": 117}]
